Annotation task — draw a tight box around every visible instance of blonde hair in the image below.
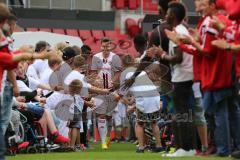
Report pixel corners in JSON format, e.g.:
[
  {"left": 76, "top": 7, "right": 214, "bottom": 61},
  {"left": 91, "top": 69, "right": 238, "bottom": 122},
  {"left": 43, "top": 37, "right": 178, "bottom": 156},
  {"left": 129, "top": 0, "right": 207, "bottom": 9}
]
[
  {"left": 55, "top": 42, "right": 69, "bottom": 52},
  {"left": 69, "top": 79, "right": 82, "bottom": 95}
]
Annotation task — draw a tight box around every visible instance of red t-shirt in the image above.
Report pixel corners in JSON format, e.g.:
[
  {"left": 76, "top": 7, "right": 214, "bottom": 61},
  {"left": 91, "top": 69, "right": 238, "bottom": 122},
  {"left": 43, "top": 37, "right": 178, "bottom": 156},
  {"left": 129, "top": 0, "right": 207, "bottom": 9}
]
[{"left": 200, "top": 13, "right": 233, "bottom": 91}]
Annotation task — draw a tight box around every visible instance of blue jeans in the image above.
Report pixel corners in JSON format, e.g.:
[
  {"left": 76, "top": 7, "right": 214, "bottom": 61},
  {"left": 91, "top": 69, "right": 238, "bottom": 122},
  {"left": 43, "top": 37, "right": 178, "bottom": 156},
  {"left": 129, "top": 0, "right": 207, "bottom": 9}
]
[
  {"left": 0, "top": 82, "right": 13, "bottom": 135},
  {"left": 203, "top": 88, "right": 240, "bottom": 156},
  {"left": 0, "top": 82, "right": 13, "bottom": 160}
]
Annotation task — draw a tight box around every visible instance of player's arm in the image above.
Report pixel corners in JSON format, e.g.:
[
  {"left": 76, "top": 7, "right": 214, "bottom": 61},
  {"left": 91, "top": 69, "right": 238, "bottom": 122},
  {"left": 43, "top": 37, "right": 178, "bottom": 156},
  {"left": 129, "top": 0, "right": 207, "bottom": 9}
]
[
  {"left": 161, "top": 47, "right": 183, "bottom": 63},
  {"left": 12, "top": 50, "right": 52, "bottom": 62},
  {"left": 89, "top": 86, "right": 109, "bottom": 95}
]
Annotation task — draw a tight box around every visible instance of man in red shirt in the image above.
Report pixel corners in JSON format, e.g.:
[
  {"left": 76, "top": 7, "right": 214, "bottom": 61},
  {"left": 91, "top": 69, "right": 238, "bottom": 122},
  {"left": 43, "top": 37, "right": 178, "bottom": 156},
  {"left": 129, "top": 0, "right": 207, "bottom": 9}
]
[
  {"left": 175, "top": 0, "right": 240, "bottom": 156},
  {"left": 0, "top": 3, "right": 53, "bottom": 160}
]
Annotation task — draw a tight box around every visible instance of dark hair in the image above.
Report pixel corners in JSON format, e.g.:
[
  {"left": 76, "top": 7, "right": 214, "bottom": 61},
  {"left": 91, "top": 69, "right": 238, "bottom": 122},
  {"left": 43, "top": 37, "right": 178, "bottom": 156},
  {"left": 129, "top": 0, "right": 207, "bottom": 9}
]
[
  {"left": 159, "top": 0, "right": 174, "bottom": 14},
  {"left": 133, "top": 34, "right": 147, "bottom": 47},
  {"left": 209, "top": 0, "right": 216, "bottom": 5},
  {"left": 168, "top": 2, "right": 186, "bottom": 23},
  {"left": 81, "top": 45, "right": 91, "bottom": 53},
  {"left": 101, "top": 37, "right": 111, "bottom": 43},
  {"left": 35, "top": 41, "right": 50, "bottom": 52}
]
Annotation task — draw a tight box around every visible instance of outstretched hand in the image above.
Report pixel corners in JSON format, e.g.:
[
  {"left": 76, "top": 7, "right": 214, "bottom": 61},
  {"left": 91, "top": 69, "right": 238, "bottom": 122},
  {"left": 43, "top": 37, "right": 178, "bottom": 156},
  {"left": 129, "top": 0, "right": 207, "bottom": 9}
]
[{"left": 146, "top": 45, "right": 164, "bottom": 58}]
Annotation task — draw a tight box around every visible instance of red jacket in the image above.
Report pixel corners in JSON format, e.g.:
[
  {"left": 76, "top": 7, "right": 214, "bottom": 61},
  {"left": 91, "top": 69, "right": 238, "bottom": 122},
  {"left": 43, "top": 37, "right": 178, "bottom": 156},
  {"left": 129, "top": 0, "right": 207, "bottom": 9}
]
[{"left": 200, "top": 13, "right": 233, "bottom": 91}]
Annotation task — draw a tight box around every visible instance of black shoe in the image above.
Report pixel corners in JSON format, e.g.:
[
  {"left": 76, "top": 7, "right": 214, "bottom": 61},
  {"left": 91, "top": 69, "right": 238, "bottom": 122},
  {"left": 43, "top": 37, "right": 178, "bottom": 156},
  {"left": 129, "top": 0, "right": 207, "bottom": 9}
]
[
  {"left": 136, "top": 148, "right": 144, "bottom": 153},
  {"left": 151, "top": 147, "right": 165, "bottom": 153}
]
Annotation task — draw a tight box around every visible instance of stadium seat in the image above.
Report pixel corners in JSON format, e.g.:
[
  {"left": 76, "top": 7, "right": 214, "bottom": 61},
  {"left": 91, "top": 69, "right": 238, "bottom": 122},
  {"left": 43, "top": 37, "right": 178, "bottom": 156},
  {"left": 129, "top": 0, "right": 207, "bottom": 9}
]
[
  {"left": 79, "top": 30, "right": 92, "bottom": 41},
  {"left": 52, "top": 28, "right": 65, "bottom": 35},
  {"left": 39, "top": 28, "right": 52, "bottom": 32},
  {"left": 128, "top": 0, "right": 138, "bottom": 10},
  {"left": 26, "top": 28, "right": 38, "bottom": 32},
  {"left": 91, "top": 44, "right": 101, "bottom": 54},
  {"left": 127, "top": 25, "right": 141, "bottom": 38},
  {"left": 66, "top": 29, "right": 79, "bottom": 37},
  {"left": 91, "top": 30, "right": 105, "bottom": 41},
  {"left": 127, "top": 46, "right": 139, "bottom": 58},
  {"left": 125, "top": 18, "right": 137, "bottom": 33},
  {"left": 84, "top": 37, "right": 95, "bottom": 46},
  {"left": 115, "top": 0, "right": 125, "bottom": 9},
  {"left": 104, "top": 30, "right": 117, "bottom": 39}
]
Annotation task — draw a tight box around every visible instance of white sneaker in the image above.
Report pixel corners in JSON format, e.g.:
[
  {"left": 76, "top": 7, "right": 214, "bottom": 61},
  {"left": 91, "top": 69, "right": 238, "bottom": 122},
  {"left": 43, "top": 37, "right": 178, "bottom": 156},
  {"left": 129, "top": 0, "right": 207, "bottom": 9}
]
[
  {"left": 47, "top": 144, "right": 60, "bottom": 150},
  {"left": 165, "top": 148, "right": 196, "bottom": 157}
]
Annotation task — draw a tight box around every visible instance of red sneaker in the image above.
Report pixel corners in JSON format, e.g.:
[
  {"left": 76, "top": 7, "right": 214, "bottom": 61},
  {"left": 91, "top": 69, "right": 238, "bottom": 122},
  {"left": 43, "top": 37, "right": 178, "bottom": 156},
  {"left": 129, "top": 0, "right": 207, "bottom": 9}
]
[
  {"left": 18, "top": 141, "right": 29, "bottom": 150},
  {"left": 52, "top": 132, "right": 70, "bottom": 143}
]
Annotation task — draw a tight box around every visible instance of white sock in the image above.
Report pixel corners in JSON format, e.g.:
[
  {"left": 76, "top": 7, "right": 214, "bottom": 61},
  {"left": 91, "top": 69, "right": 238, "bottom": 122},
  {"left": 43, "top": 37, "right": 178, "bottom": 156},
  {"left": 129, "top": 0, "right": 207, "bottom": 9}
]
[{"left": 98, "top": 118, "right": 107, "bottom": 144}]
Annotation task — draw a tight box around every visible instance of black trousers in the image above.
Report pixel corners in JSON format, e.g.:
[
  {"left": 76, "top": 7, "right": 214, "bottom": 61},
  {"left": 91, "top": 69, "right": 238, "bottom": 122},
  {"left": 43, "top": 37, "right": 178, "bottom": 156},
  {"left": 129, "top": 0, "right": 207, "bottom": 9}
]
[{"left": 172, "top": 81, "right": 197, "bottom": 151}]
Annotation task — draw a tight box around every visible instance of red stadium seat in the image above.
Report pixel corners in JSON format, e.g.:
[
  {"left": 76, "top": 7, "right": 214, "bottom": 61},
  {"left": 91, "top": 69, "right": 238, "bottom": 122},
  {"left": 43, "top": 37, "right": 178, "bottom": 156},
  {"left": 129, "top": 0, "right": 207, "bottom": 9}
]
[
  {"left": 91, "top": 44, "right": 101, "bottom": 54},
  {"left": 91, "top": 30, "right": 105, "bottom": 41},
  {"left": 66, "top": 29, "right": 79, "bottom": 37},
  {"left": 128, "top": 0, "right": 137, "bottom": 10},
  {"left": 52, "top": 28, "right": 65, "bottom": 35},
  {"left": 79, "top": 30, "right": 92, "bottom": 41},
  {"left": 127, "top": 46, "right": 139, "bottom": 58},
  {"left": 104, "top": 30, "right": 117, "bottom": 39},
  {"left": 125, "top": 18, "right": 137, "bottom": 30},
  {"left": 115, "top": 0, "right": 125, "bottom": 9},
  {"left": 39, "top": 28, "right": 52, "bottom": 32},
  {"left": 84, "top": 37, "right": 95, "bottom": 46},
  {"left": 127, "top": 25, "right": 141, "bottom": 38},
  {"left": 26, "top": 28, "right": 38, "bottom": 32}
]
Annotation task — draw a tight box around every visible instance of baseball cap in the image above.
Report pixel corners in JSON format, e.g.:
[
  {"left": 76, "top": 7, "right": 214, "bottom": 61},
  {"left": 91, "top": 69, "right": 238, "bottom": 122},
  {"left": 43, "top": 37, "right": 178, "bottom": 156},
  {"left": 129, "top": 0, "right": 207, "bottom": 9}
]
[{"left": 62, "top": 46, "right": 76, "bottom": 61}]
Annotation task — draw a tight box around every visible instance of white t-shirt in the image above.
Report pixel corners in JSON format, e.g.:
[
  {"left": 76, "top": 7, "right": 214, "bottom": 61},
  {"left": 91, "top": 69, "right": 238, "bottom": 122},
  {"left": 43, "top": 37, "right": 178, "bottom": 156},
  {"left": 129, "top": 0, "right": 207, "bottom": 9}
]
[
  {"left": 168, "top": 24, "right": 193, "bottom": 82},
  {"left": 121, "top": 67, "right": 160, "bottom": 113},
  {"left": 64, "top": 70, "right": 91, "bottom": 98},
  {"left": 91, "top": 52, "right": 121, "bottom": 88},
  {"left": 28, "top": 77, "right": 41, "bottom": 90},
  {"left": 27, "top": 65, "right": 41, "bottom": 90},
  {"left": 40, "top": 68, "right": 53, "bottom": 95},
  {"left": 17, "top": 80, "right": 32, "bottom": 92},
  {"left": 31, "top": 59, "right": 50, "bottom": 79}
]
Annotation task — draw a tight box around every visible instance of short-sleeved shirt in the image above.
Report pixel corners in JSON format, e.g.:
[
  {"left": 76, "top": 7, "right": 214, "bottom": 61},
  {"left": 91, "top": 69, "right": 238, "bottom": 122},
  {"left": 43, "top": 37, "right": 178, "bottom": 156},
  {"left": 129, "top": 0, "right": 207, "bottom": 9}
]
[
  {"left": 91, "top": 52, "right": 122, "bottom": 88},
  {"left": 64, "top": 70, "right": 91, "bottom": 98},
  {"left": 31, "top": 59, "right": 50, "bottom": 79},
  {"left": 168, "top": 24, "right": 193, "bottom": 83},
  {"left": 120, "top": 67, "right": 160, "bottom": 113}
]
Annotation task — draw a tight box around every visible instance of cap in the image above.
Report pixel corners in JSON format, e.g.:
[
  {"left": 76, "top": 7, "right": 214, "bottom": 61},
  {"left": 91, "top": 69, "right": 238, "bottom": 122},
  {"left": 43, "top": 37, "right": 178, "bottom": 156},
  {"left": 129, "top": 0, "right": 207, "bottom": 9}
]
[{"left": 62, "top": 47, "right": 76, "bottom": 61}]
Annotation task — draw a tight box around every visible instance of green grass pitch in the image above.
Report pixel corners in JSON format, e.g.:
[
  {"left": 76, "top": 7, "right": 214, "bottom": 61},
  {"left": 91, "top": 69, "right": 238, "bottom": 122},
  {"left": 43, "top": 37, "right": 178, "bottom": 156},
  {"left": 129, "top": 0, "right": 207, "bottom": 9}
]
[{"left": 6, "top": 143, "right": 232, "bottom": 160}]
